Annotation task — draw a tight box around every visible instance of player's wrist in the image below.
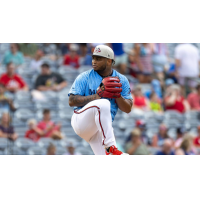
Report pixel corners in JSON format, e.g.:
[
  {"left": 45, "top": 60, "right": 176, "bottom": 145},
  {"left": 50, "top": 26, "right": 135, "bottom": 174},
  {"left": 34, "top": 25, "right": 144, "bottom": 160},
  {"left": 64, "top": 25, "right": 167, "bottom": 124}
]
[{"left": 95, "top": 93, "right": 101, "bottom": 99}]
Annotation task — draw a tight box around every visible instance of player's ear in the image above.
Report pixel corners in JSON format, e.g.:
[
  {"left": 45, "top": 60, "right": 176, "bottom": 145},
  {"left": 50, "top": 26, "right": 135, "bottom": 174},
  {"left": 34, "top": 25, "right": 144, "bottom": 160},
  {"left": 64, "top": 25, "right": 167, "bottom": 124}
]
[{"left": 107, "top": 58, "right": 112, "bottom": 66}]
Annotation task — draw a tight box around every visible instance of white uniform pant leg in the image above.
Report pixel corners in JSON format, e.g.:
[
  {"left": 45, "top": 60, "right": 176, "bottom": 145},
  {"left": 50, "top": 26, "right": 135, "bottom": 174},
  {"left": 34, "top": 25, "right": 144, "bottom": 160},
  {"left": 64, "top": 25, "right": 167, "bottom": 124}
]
[{"left": 71, "top": 99, "right": 116, "bottom": 155}]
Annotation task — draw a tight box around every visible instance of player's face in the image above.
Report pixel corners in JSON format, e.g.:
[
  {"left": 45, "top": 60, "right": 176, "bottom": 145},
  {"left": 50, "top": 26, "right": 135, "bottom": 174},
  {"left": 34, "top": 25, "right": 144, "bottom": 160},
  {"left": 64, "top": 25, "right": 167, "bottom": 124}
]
[{"left": 92, "top": 56, "right": 107, "bottom": 72}]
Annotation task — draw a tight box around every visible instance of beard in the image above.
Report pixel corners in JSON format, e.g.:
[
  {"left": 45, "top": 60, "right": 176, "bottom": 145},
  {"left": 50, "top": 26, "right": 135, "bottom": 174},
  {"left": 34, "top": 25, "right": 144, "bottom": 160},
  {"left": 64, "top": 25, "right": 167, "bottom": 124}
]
[{"left": 94, "top": 64, "right": 107, "bottom": 73}]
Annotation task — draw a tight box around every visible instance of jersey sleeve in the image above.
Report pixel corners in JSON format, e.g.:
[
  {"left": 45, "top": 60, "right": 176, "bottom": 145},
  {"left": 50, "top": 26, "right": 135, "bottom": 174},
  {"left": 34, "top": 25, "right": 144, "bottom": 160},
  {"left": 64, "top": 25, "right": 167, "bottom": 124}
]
[
  {"left": 68, "top": 73, "right": 88, "bottom": 96},
  {"left": 121, "top": 76, "right": 133, "bottom": 100}
]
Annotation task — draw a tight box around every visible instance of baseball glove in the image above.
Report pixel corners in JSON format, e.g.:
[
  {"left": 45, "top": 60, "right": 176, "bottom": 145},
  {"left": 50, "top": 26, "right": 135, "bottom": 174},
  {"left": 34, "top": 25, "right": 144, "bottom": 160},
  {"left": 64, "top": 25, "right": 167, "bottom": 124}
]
[{"left": 97, "top": 76, "right": 122, "bottom": 99}]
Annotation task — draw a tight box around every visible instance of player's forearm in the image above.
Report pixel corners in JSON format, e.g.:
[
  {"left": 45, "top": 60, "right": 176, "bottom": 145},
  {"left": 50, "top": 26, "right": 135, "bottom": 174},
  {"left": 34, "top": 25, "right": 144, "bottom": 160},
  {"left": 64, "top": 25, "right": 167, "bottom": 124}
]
[
  {"left": 116, "top": 97, "right": 132, "bottom": 113},
  {"left": 69, "top": 94, "right": 101, "bottom": 107}
]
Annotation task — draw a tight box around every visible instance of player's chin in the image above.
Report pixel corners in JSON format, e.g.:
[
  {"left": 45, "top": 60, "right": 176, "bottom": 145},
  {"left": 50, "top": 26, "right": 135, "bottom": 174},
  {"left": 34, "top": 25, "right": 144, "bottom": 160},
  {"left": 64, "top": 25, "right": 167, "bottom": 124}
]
[{"left": 93, "top": 66, "right": 100, "bottom": 71}]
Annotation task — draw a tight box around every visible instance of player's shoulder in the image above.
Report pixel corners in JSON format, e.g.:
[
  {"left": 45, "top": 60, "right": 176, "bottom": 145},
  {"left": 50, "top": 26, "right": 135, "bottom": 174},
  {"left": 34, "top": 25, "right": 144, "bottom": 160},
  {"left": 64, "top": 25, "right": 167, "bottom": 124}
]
[{"left": 112, "top": 70, "right": 129, "bottom": 83}]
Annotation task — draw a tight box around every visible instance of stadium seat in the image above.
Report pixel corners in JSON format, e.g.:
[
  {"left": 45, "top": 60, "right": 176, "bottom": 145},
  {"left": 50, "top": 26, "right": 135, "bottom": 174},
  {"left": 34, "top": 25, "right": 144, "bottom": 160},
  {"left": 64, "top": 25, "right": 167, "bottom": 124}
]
[
  {"left": 58, "top": 101, "right": 70, "bottom": 110},
  {"left": 0, "top": 138, "right": 8, "bottom": 150},
  {"left": 0, "top": 150, "right": 4, "bottom": 155},
  {"left": 167, "top": 128, "right": 177, "bottom": 139},
  {"left": 12, "top": 118, "right": 27, "bottom": 128},
  {"left": 14, "top": 109, "right": 35, "bottom": 122},
  {"left": 27, "top": 146, "right": 46, "bottom": 155},
  {"left": 61, "top": 127, "right": 76, "bottom": 137},
  {"left": 189, "top": 128, "right": 198, "bottom": 137},
  {"left": 35, "top": 101, "right": 58, "bottom": 110},
  {"left": 15, "top": 138, "right": 36, "bottom": 150},
  {"left": 37, "top": 138, "right": 56, "bottom": 148},
  {"left": 58, "top": 109, "right": 74, "bottom": 121},
  {"left": 41, "top": 91, "right": 58, "bottom": 101},
  {"left": 14, "top": 127, "right": 27, "bottom": 138},
  {"left": 78, "top": 65, "right": 92, "bottom": 74},
  {"left": 14, "top": 99, "right": 34, "bottom": 110},
  {"left": 76, "top": 146, "right": 93, "bottom": 155},
  {"left": 59, "top": 138, "right": 80, "bottom": 148},
  {"left": 146, "top": 128, "right": 159, "bottom": 139},
  {"left": 4, "top": 146, "right": 26, "bottom": 155},
  {"left": 56, "top": 146, "right": 67, "bottom": 155},
  {"left": 118, "top": 119, "right": 135, "bottom": 130}
]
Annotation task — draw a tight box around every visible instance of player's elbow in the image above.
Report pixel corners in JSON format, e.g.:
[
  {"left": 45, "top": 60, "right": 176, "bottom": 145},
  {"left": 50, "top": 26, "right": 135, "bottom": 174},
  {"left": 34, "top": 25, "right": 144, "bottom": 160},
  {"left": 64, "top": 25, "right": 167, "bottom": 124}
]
[
  {"left": 126, "top": 109, "right": 132, "bottom": 114},
  {"left": 69, "top": 99, "right": 73, "bottom": 107},
  {"left": 68, "top": 97, "right": 74, "bottom": 107}
]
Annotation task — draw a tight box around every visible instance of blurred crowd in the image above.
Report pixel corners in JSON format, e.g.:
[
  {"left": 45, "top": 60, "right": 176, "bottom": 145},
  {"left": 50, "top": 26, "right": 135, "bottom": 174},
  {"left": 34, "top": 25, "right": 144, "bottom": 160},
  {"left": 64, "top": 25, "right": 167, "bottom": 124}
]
[{"left": 0, "top": 43, "right": 200, "bottom": 155}]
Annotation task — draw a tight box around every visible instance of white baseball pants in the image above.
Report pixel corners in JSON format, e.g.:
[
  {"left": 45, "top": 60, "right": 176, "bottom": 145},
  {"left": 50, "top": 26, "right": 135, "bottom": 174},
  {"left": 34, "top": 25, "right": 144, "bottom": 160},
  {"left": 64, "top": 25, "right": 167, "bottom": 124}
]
[{"left": 71, "top": 99, "right": 116, "bottom": 155}]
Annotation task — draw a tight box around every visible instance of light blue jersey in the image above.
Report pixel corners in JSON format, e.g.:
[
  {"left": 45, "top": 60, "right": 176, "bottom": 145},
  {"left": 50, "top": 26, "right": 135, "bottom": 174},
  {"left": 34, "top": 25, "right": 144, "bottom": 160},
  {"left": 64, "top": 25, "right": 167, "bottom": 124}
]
[{"left": 68, "top": 69, "right": 132, "bottom": 121}]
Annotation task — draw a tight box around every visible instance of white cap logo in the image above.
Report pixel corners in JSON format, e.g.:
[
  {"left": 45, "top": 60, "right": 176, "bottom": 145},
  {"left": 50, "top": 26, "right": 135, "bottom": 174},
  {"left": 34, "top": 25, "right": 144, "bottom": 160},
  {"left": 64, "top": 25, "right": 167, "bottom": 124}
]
[{"left": 94, "top": 47, "right": 101, "bottom": 53}]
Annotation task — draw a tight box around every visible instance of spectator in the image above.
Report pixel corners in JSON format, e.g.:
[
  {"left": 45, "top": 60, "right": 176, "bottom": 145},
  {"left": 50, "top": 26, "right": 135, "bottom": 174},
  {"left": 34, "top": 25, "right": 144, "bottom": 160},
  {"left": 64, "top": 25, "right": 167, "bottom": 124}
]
[
  {"left": 79, "top": 43, "right": 92, "bottom": 66},
  {"left": 164, "top": 84, "right": 190, "bottom": 113},
  {"left": 135, "top": 43, "right": 154, "bottom": 83},
  {"left": 64, "top": 142, "right": 81, "bottom": 155},
  {"left": 180, "top": 134, "right": 196, "bottom": 155},
  {"left": 132, "top": 85, "right": 150, "bottom": 113},
  {"left": 0, "top": 84, "right": 16, "bottom": 113},
  {"left": 0, "top": 62, "right": 28, "bottom": 92},
  {"left": 29, "top": 50, "right": 44, "bottom": 73},
  {"left": 175, "top": 148, "right": 184, "bottom": 155},
  {"left": 165, "top": 78, "right": 175, "bottom": 90},
  {"left": 25, "top": 119, "right": 44, "bottom": 142},
  {"left": 47, "top": 143, "right": 56, "bottom": 155},
  {"left": 63, "top": 44, "right": 80, "bottom": 69},
  {"left": 149, "top": 92, "right": 162, "bottom": 113},
  {"left": 174, "top": 127, "right": 186, "bottom": 149},
  {"left": 187, "top": 84, "right": 200, "bottom": 111},
  {"left": 125, "top": 128, "right": 150, "bottom": 155},
  {"left": 3, "top": 43, "right": 24, "bottom": 66},
  {"left": 175, "top": 43, "right": 200, "bottom": 94},
  {"left": 60, "top": 43, "right": 70, "bottom": 56},
  {"left": 35, "top": 63, "right": 67, "bottom": 91},
  {"left": 152, "top": 43, "right": 168, "bottom": 80},
  {"left": 193, "top": 126, "right": 200, "bottom": 147},
  {"left": 41, "top": 43, "right": 60, "bottom": 60},
  {"left": 155, "top": 139, "right": 174, "bottom": 155},
  {"left": 0, "top": 113, "right": 18, "bottom": 141},
  {"left": 151, "top": 124, "right": 169, "bottom": 147},
  {"left": 128, "top": 49, "right": 137, "bottom": 78},
  {"left": 111, "top": 43, "right": 128, "bottom": 74},
  {"left": 37, "top": 109, "right": 63, "bottom": 140},
  {"left": 18, "top": 43, "right": 39, "bottom": 58}
]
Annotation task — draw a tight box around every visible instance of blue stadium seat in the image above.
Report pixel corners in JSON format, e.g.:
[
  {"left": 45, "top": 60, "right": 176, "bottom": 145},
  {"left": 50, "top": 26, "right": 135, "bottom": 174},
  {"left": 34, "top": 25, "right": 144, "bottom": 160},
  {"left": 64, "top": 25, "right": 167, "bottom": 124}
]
[
  {"left": 0, "top": 150, "right": 4, "bottom": 155},
  {"left": 58, "top": 109, "right": 74, "bottom": 121},
  {"left": 0, "top": 138, "right": 8, "bottom": 150},
  {"left": 56, "top": 146, "right": 67, "bottom": 155},
  {"left": 27, "top": 146, "right": 46, "bottom": 155},
  {"left": 14, "top": 127, "right": 28, "bottom": 138},
  {"left": 37, "top": 138, "right": 56, "bottom": 148},
  {"left": 4, "top": 147, "right": 26, "bottom": 155},
  {"left": 14, "top": 99, "right": 34, "bottom": 110},
  {"left": 15, "top": 138, "right": 36, "bottom": 150},
  {"left": 35, "top": 101, "right": 58, "bottom": 110},
  {"left": 76, "top": 146, "right": 93, "bottom": 155},
  {"left": 14, "top": 109, "right": 35, "bottom": 122}
]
